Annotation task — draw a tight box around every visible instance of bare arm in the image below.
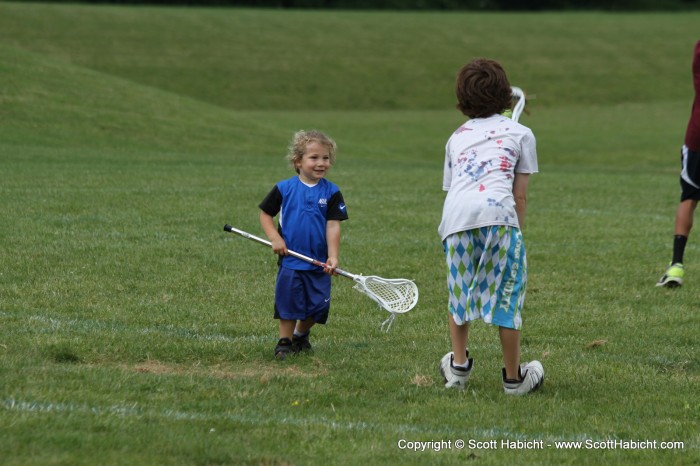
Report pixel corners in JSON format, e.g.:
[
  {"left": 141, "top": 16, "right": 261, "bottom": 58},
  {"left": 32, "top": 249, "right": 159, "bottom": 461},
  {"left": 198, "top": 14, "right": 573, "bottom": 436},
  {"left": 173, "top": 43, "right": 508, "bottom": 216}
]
[
  {"left": 259, "top": 210, "right": 288, "bottom": 256},
  {"left": 513, "top": 173, "right": 530, "bottom": 228},
  {"left": 325, "top": 220, "right": 341, "bottom": 274}
]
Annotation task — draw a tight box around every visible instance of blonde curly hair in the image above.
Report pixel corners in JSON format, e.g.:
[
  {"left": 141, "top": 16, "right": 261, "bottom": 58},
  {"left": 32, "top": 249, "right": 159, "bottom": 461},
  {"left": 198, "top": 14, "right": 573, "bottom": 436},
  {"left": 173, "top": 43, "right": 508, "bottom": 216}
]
[{"left": 287, "top": 130, "right": 337, "bottom": 173}]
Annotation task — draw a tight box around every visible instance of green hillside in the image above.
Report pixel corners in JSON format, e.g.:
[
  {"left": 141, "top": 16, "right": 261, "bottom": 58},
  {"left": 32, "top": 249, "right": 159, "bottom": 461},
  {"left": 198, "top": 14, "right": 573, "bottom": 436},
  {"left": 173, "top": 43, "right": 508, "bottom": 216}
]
[{"left": 1, "top": 3, "right": 698, "bottom": 112}]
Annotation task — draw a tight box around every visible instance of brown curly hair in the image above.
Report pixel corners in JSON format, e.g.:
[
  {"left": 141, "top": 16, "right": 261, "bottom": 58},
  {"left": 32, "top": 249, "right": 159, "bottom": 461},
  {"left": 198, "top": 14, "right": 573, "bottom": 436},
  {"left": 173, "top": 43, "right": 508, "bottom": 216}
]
[
  {"left": 287, "top": 130, "right": 337, "bottom": 173},
  {"left": 455, "top": 58, "right": 513, "bottom": 119}
]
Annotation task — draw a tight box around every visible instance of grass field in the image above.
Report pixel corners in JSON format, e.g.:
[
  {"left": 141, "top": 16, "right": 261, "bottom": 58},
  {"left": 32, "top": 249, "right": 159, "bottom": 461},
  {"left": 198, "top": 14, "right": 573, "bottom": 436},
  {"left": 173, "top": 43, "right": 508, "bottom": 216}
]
[{"left": 1, "top": 2, "right": 699, "bottom": 464}]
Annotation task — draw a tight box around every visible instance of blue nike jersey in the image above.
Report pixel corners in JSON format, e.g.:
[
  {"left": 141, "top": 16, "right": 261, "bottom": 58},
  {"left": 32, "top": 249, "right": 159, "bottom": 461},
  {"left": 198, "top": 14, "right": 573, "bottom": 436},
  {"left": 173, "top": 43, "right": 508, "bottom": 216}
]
[{"left": 259, "top": 177, "right": 348, "bottom": 270}]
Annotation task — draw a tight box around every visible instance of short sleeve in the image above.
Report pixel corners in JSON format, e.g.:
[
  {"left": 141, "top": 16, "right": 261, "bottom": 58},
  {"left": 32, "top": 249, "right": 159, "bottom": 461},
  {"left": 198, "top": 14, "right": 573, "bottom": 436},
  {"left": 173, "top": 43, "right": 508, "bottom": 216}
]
[
  {"left": 515, "top": 130, "right": 538, "bottom": 174},
  {"left": 258, "top": 185, "right": 282, "bottom": 217},
  {"left": 326, "top": 191, "right": 348, "bottom": 221}
]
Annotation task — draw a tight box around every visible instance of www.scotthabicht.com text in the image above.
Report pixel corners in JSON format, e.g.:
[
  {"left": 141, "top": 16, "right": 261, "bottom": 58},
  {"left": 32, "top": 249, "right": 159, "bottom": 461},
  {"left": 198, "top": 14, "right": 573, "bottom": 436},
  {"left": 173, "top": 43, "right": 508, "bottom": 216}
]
[{"left": 397, "top": 438, "right": 684, "bottom": 452}]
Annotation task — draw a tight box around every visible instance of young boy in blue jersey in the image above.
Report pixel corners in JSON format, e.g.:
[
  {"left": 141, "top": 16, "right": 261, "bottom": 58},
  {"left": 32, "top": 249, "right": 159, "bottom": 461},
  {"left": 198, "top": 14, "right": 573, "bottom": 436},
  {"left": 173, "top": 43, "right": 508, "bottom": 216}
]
[{"left": 259, "top": 130, "right": 348, "bottom": 360}]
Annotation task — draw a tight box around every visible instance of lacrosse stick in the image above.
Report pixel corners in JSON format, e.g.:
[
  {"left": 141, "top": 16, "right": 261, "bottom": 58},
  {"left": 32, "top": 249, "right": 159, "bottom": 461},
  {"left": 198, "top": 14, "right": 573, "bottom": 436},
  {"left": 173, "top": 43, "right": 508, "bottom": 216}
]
[
  {"left": 510, "top": 86, "right": 527, "bottom": 122},
  {"left": 223, "top": 224, "right": 418, "bottom": 332}
]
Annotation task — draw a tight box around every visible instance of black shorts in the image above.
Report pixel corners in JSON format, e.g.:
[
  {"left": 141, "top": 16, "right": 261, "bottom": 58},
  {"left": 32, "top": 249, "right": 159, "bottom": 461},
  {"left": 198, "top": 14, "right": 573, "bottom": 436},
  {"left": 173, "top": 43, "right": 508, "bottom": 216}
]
[{"left": 679, "top": 145, "right": 700, "bottom": 201}]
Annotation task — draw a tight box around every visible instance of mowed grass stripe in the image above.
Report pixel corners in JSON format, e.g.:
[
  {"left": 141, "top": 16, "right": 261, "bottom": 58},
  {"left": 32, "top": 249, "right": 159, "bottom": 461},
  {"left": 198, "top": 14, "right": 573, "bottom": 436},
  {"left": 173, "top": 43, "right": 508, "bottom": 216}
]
[{"left": 4, "top": 397, "right": 613, "bottom": 445}]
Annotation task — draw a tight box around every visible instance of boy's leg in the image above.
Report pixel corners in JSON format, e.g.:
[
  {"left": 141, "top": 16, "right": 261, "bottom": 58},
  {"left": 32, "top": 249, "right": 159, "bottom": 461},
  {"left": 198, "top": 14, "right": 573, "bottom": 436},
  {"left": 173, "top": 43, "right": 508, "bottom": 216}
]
[
  {"left": 500, "top": 326, "right": 544, "bottom": 395},
  {"left": 676, "top": 146, "right": 700, "bottom": 242},
  {"left": 658, "top": 199, "right": 697, "bottom": 287},
  {"left": 295, "top": 317, "right": 316, "bottom": 335},
  {"left": 274, "top": 267, "right": 301, "bottom": 358},
  {"left": 440, "top": 231, "right": 479, "bottom": 389},
  {"left": 499, "top": 326, "right": 521, "bottom": 381},
  {"left": 279, "top": 319, "right": 296, "bottom": 340},
  {"left": 674, "top": 199, "right": 698, "bottom": 236},
  {"left": 290, "top": 270, "right": 330, "bottom": 353},
  {"left": 660, "top": 146, "right": 700, "bottom": 287},
  {"left": 439, "top": 314, "right": 474, "bottom": 389},
  {"left": 489, "top": 226, "right": 526, "bottom": 380},
  {"left": 449, "top": 314, "right": 469, "bottom": 366},
  {"left": 275, "top": 319, "right": 296, "bottom": 360}
]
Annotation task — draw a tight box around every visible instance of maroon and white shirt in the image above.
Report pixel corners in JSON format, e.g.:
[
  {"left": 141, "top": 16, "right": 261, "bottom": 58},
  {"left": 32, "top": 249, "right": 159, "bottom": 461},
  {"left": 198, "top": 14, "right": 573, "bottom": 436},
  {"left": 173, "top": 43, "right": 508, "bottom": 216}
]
[{"left": 685, "top": 40, "right": 700, "bottom": 151}]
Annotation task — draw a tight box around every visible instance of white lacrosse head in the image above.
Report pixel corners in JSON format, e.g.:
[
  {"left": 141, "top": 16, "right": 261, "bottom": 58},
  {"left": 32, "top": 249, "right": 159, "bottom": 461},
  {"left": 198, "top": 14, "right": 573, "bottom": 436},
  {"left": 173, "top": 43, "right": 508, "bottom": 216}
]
[
  {"left": 352, "top": 276, "right": 418, "bottom": 314},
  {"left": 511, "top": 86, "right": 526, "bottom": 122}
]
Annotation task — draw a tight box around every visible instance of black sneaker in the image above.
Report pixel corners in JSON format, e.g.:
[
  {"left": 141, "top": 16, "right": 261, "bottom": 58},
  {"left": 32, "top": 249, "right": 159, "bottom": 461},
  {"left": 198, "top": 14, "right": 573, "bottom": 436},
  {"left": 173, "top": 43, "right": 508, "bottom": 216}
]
[
  {"left": 292, "top": 332, "right": 312, "bottom": 353},
  {"left": 274, "top": 338, "right": 294, "bottom": 360}
]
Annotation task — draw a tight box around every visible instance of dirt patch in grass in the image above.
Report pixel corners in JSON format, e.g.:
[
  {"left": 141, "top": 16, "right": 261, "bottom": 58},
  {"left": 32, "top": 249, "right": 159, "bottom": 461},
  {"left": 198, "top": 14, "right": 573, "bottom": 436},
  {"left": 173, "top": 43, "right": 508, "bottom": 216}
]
[{"left": 124, "top": 358, "right": 328, "bottom": 380}]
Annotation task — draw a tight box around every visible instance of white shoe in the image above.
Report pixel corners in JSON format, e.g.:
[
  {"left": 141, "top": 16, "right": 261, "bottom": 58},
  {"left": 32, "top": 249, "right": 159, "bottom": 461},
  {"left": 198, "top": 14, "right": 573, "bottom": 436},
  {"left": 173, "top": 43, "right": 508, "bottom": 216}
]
[
  {"left": 439, "top": 351, "right": 473, "bottom": 389},
  {"left": 502, "top": 361, "right": 544, "bottom": 395}
]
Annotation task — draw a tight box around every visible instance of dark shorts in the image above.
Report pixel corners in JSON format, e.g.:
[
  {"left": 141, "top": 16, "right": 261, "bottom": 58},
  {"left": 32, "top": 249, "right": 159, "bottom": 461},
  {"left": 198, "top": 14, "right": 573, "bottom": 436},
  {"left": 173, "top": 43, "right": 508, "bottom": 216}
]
[
  {"left": 680, "top": 145, "right": 700, "bottom": 201},
  {"left": 274, "top": 267, "right": 331, "bottom": 323}
]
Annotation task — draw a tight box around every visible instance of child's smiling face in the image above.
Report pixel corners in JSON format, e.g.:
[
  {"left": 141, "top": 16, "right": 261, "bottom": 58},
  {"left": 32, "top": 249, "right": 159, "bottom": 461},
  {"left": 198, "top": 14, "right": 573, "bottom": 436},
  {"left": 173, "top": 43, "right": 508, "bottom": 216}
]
[{"left": 296, "top": 141, "right": 331, "bottom": 184}]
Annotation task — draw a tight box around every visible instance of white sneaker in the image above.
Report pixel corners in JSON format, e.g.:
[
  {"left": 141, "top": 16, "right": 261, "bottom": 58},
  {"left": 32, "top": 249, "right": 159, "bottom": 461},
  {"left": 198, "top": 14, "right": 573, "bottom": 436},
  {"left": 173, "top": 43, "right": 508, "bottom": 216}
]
[
  {"left": 439, "top": 351, "right": 473, "bottom": 389},
  {"left": 502, "top": 361, "right": 544, "bottom": 395}
]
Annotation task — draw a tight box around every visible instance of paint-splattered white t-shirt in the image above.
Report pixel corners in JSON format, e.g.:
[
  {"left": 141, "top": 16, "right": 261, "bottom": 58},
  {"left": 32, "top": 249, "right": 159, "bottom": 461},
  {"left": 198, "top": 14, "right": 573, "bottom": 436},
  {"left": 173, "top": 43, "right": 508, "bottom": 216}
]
[{"left": 438, "top": 114, "right": 538, "bottom": 241}]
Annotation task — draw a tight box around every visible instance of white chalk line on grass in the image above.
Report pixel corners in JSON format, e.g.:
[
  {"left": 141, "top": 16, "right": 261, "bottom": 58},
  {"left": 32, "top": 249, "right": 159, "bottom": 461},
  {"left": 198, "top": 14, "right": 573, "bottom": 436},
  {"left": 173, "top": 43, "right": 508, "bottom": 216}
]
[
  {"left": 1, "top": 397, "right": 596, "bottom": 445},
  {"left": 0, "top": 310, "right": 269, "bottom": 344}
]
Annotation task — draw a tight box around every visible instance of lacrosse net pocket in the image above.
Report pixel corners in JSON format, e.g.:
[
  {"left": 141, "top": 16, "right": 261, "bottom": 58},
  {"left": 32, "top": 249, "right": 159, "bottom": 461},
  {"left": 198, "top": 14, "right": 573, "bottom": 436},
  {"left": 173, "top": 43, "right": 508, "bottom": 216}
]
[{"left": 352, "top": 276, "right": 419, "bottom": 332}]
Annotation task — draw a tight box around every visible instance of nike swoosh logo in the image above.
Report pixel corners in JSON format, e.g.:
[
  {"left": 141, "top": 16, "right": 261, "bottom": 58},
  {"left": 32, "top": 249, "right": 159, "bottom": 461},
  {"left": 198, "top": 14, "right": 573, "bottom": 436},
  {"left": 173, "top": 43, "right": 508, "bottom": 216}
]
[
  {"left": 339, "top": 204, "right": 346, "bottom": 211},
  {"left": 325, "top": 298, "right": 331, "bottom": 303}
]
